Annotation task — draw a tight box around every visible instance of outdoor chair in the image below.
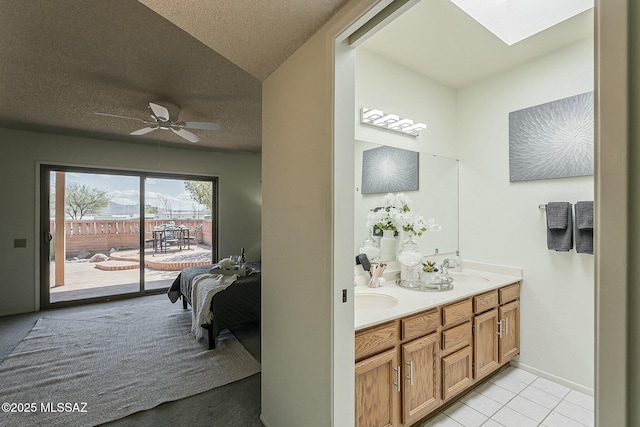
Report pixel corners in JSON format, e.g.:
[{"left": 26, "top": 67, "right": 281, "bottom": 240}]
[
  {"left": 135, "top": 225, "right": 156, "bottom": 248},
  {"left": 163, "top": 228, "right": 180, "bottom": 248},
  {"left": 188, "top": 224, "right": 204, "bottom": 244}
]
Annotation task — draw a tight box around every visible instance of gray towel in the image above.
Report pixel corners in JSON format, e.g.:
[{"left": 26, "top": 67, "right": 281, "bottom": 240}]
[
  {"left": 575, "top": 201, "right": 594, "bottom": 254},
  {"left": 546, "top": 202, "right": 573, "bottom": 251},
  {"left": 546, "top": 202, "right": 569, "bottom": 229},
  {"left": 575, "top": 201, "right": 594, "bottom": 230}
]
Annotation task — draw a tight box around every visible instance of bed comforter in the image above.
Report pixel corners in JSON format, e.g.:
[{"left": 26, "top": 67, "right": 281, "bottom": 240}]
[{"left": 168, "top": 263, "right": 260, "bottom": 349}]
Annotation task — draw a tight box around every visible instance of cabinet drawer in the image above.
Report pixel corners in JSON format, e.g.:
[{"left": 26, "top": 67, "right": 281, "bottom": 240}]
[
  {"left": 441, "top": 346, "right": 473, "bottom": 401},
  {"left": 442, "top": 298, "right": 472, "bottom": 327},
  {"left": 499, "top": 283, "right": 520, "bottom": 304},
  {"left": 401, "top": 308, "right": 439, "bottom": 341},
  {"left": 355, "top": 321, "right": 399, "bottom": 361},
  {"left": 442, "top": 321, "right": 472, "bottom": 354},
  {"left": 474, "top": 290, "right": 499, "bottom": 314}
]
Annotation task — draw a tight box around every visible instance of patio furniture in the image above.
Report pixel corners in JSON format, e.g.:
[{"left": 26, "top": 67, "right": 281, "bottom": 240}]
[
  {"left": 153, "top": 224, "right": 190, "bottom": 253},
  {"left": 188, "top": 224, "right": 204, "bottom": 244},
  {"left": 135, "top": 225, "right": 157, "bottom": 248}
]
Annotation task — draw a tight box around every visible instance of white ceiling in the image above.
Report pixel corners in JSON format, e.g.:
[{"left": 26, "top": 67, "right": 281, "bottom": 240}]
[
  {"left": 360, "top": 0, "right": 594, "bottom": 89},
  {"left": 450, "top": 0, "right": 593, "bottom": 45}
]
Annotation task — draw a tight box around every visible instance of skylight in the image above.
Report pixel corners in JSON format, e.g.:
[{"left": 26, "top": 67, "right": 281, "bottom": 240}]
[{"left": 449, "top": 0, "right": 593, "bottom": 45}]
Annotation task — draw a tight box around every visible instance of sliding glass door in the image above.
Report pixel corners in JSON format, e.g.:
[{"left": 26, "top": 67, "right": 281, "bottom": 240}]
[
  {"left": 40, "top": 165, "right": 216, "bottom": 308},
  {"left": 143, "top": 177, "right": 214, "bottom": 291}
]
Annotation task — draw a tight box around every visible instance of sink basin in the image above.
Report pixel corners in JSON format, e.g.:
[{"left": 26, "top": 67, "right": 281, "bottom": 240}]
[
  {"left": 355, "top": 293, "right": 399, "bottom": 311},
  {"left": 449, "top": 272, "right": 490, "bottom": 284}
]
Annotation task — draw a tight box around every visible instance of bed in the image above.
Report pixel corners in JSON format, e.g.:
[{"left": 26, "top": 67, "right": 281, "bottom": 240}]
[{"left": 167, "top": 262, "right": 261, "bottom": 349}]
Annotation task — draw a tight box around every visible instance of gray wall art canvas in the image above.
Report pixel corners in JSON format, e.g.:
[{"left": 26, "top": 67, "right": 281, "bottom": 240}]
[
  {"left": 509, "top": 91, "right": 594, "bottom": 182},
  {"left": 362, "top": 145, "right": 418, "bottom": 194}
]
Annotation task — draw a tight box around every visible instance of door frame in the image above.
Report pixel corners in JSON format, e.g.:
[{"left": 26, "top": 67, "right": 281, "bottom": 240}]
[{"left": 38, "top": 163, "right": 218, "bottom": 309}]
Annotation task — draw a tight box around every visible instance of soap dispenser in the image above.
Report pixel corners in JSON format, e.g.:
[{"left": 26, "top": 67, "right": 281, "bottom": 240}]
[{"left": 453, "top": 250, "right": 462, "bottom": 272}]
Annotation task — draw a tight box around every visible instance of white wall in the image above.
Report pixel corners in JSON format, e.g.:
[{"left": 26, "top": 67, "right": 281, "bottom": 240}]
[
  {"left": 0, "top": 128, "right": 262, "bottom": 316},
  {"left": 261, "top": 1, "right": 386, "bottom": 425},
  {"left": 355, "top": 49, "right": 458, "bottom": 159},
  {"left": 457, "top": 38, "right": 595, "bottom": 390},
  {"left": 261, "top": 31, "right": 334, "bottom": 425}
]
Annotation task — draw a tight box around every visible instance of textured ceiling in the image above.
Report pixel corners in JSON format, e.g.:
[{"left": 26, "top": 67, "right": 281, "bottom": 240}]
[
  {"left": 0, "top": 0, "right": 349, "bottom": 153},
  {"left": 139, "top": 0, "right": 350, "bottom": 81}
]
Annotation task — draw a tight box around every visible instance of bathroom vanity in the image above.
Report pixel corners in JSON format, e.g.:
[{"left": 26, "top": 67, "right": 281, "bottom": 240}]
[{"left": 354, "top": 266, "right": 522, "bottom": 427}]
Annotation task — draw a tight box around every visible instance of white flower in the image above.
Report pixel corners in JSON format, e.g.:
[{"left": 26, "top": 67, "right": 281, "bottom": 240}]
[
  {"left": 424, "top": 218, "right": 442, "bottom": 232},
  {"left": 366, "top": 192, "right": 440, "bottom": 236},
  {"left": 382, "top": 192, "right": 412, "bottom": 212},
  {"left": 367, "top": 206, "right": 398, "bottom": 232},
  {"left": 366, "top": 209, "right": 388, "bottom": 229}
]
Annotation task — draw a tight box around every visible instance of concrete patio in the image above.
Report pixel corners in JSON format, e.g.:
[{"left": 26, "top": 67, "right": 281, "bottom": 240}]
[{"left": 49, "top": 244, "right": 214, "bottom": 303}]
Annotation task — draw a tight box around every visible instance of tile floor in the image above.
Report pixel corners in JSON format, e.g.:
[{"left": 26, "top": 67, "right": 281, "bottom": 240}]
[{"left": 422, "top": 366, "right": 594, "bottom": 427}]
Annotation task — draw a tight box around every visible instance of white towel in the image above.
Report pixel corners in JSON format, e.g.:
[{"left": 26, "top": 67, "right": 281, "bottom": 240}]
[{"left": 190, "top": 273, "right": 238, "bottom": 341}]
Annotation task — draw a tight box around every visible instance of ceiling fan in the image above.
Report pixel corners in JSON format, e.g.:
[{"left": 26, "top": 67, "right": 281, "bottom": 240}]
[{"left": 95, "top": 101, "right": 220, "bottom": 143}]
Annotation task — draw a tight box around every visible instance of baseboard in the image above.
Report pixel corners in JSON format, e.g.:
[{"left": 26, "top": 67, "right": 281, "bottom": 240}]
[
  {"left": 510, "top": 360, "right": 594, "bottom": 396},
  {"left": 259, "top": 414, "right": 270, "bottom": 427}
]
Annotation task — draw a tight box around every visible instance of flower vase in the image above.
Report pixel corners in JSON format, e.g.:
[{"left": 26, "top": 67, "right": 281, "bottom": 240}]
[{"left": 379, "top": 229, "right": 396, "bottom": 262}]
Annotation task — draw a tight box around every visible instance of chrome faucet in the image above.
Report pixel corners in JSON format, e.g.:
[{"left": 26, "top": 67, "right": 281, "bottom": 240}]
[{"left": 441, "top": 259, "right": 452, "bottom": 275}]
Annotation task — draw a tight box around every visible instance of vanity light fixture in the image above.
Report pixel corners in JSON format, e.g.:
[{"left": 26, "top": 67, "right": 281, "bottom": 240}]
[
  {"left": 402, "top": 123, "right": 427, "bottom": 134},
  {"left": 373, "top": 113, "right": 399, "bottom": 126},
  {"left": 360, "top": 107, "right": 427, "bottom": 137},
  {"left": 388, "top": 118, "right": 414, "bottom": 130},
  {"left": 361, "top": 108, "right": 384, "bottom": 123}
]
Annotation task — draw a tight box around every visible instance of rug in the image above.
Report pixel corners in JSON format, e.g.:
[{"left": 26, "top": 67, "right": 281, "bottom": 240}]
[{"left": 0, "top": 300, "right": 261, "bottom": 427}]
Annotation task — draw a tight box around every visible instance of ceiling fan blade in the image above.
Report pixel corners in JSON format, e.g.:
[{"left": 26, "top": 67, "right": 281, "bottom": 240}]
[
  {"left": 95, "top": 112, "right": 147, "bottom": 123},
  {"left": 181, "top": 121, "right": 221, "bottom": 131},
  {"left": 171, "top": 128, "right": 200, "bottom": 143},
  {"left": 148, "top": 102, "right": 170, "bottom": 121},
  {"left": 130, "top": 126, "right": 157, "bottom": 136}
]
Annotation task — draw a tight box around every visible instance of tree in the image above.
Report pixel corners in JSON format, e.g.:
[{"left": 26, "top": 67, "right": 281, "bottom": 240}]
[
  {"left": 156, "top": 193, "right": 175, "bottom": 219},
  {"left": 65, "top": 182, "right": 111, "bottom": 219},
  {"left": 144, "top": 204, "right": 158, "bottom": 215},
  {"left": 184, "top": 181, "right": 212, "bottom": 211}
]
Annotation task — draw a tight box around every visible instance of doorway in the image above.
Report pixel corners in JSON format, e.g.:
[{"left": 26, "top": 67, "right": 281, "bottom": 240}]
[{"left": 40, "top": 165, "right": 217, "bottom": 308}]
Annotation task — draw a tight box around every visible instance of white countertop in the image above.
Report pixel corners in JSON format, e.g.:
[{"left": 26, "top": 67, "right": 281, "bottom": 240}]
[{"left": 354, "top": 263, "right": 522, "bottom": 330}]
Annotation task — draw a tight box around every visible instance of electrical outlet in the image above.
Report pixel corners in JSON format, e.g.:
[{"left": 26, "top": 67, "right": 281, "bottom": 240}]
[{"left": 14, "top": 238, "right": 27, "bottom": 248}]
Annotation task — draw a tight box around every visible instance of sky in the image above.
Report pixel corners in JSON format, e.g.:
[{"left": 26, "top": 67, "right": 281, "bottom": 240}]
[{"left": 50, "top": 172, "right": 208, "bottom": 211}]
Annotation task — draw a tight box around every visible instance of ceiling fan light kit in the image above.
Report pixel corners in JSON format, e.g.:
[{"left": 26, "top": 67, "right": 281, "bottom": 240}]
[{"left": 95, "top": 101, "right": 220, "bottom": 143}]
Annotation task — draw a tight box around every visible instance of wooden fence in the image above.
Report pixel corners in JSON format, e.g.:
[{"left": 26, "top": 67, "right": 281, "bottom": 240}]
[{"left": 50, "top": 219, "right": 212, "bottom": 257}]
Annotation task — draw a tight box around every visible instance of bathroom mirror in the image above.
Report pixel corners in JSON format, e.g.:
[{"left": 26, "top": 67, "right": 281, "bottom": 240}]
[{"left": 354, "top": 140, "right": 459, "bottom": 257}]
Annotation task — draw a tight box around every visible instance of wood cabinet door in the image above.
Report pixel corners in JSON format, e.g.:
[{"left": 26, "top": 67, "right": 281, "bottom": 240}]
[
  {"left": 499, "top": 301, "right": 520, "bottom": 363},
  {"left": 355, "top": 348, "right": 399, "bottom": 427},
  {"left": 401, "top": 333, "right": 439, "bottom": 425},
  {"left": 474, "top": 309, "right": 500, "bottom": 380},
  {"left": 441, "top": 346, "right": 473, "bottom": 401}
]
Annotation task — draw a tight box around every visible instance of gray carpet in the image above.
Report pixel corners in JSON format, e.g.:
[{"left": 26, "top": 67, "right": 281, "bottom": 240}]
[{"left": 0, "top": 297, "right": 261, "bottom": 427}]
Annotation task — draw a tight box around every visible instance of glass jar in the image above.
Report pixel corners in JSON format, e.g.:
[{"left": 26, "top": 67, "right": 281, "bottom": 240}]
[
  {"left": 397, "top": 233, "right": 422, "bottom": 288},
  {"left": 358, "top": 232, "right": 380, "bottom": 261}
]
